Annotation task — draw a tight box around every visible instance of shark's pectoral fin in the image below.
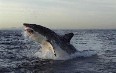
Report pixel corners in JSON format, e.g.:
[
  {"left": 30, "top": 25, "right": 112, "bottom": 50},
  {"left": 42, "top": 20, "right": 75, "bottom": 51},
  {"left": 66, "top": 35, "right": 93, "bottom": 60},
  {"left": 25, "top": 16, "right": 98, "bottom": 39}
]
[
  {"left": 43, "top": 40, "right": 56, "bottom": 56},
  {"left": 62, "top": 33, "right": 74, "bottom": 43},
  {"left": 48, "top": 46, "right": 56, "bottom": 56}
]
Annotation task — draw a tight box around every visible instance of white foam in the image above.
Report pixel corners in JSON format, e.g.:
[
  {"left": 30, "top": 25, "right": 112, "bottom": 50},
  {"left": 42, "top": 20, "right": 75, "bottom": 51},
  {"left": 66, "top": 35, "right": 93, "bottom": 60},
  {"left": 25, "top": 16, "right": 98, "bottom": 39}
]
[
  {"left": 33, "top": 46, "right": 97, "bottom": 60},
  {"left": 70, "top": 50, "right": 97, "bottom": 59}
]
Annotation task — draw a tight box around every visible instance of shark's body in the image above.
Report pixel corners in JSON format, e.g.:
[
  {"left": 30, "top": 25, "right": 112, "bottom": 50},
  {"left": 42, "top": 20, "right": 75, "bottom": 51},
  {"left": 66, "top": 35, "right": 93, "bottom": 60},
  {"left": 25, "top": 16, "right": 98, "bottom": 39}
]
[{"left": 23, "top": 23, "right": 77, "bottom": 60}]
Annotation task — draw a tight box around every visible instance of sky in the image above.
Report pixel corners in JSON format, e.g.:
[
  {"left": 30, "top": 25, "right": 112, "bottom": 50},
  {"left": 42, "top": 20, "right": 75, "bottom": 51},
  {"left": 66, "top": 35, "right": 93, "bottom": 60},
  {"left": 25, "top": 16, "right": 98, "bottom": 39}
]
[{"left": 0, "top": 0, "right": 116, "bottom": 29}]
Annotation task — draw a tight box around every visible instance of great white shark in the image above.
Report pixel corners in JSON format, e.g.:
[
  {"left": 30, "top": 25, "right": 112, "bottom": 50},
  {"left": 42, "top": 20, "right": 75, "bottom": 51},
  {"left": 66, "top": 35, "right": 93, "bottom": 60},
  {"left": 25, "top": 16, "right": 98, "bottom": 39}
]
[{"left": 23, "top": 23, "right": 77, "bottom": 59}]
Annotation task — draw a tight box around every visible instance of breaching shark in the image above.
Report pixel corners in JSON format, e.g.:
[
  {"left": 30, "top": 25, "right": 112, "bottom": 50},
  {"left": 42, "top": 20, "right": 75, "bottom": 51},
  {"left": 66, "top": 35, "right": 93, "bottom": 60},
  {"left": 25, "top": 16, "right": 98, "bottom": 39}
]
[{"left": 23, "top": 23, "right": 77, "bottom": 59}]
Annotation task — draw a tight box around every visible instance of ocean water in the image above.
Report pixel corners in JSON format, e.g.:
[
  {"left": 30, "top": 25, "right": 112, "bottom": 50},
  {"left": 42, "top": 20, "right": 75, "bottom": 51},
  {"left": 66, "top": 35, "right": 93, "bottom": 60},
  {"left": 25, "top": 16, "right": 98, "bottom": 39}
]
[{"left": 0, "top": 29, "right": 116, "bottom": 73}]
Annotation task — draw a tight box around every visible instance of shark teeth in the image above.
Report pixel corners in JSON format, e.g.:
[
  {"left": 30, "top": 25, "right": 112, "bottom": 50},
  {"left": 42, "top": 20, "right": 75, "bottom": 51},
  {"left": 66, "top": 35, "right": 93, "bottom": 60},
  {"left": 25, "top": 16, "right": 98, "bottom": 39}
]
[{"left": 24, "top": 27, "right": 34, "bottom": 34}]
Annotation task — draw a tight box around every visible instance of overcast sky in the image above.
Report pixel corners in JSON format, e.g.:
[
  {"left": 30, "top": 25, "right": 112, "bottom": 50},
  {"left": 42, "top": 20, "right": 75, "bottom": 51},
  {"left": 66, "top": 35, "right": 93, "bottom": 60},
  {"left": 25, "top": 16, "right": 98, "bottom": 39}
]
[{"left": 0, "top": 0, "right": 116, "bottom": 29}]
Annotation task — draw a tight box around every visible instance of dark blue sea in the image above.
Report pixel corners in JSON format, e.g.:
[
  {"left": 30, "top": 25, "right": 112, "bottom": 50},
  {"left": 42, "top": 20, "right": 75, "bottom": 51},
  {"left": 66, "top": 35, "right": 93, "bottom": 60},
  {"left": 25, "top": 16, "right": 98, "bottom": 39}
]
[{"left": 0, "top": 29, "right": 116, "bottom": 73}]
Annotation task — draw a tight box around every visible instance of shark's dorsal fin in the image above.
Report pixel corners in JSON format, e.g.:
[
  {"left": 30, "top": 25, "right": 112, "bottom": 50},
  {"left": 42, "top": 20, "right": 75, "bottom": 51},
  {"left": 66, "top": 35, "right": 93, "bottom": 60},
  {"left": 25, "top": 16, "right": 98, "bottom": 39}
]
[{"left": 62, "top": 33, "right": 74, "bottom": 43}]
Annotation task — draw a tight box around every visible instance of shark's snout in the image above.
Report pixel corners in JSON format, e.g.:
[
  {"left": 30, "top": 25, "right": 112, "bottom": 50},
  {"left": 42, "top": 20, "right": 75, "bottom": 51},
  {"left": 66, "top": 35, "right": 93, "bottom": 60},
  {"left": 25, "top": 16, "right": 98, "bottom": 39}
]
[
  {"left": 23, "top": 23, "right": 37, "bottom": 28},
  {"left": 23, "top": 23, "right": 30, "bottom": 27}
]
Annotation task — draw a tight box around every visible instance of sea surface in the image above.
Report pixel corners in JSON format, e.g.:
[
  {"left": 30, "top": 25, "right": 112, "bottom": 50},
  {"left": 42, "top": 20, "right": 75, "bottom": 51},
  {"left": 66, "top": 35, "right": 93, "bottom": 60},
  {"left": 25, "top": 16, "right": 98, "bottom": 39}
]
[{"left": 0, "top": 29, "right": 116, "bottom": 73}]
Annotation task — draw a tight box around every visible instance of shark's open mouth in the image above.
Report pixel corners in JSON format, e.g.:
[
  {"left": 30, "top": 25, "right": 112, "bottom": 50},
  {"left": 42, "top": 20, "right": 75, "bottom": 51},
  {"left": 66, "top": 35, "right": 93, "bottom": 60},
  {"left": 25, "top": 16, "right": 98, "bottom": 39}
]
[
  {"left": 24, "top": 25, "right": 34, "bottom": 34},
  {"left": 25, "top": 28, "right": 34, "bottom": 34}
]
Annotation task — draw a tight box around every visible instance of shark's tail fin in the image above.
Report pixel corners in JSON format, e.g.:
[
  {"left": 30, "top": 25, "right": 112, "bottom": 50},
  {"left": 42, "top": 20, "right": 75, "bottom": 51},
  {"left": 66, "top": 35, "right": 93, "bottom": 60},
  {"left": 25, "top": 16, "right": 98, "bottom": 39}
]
[{"left": 62, "top": 33, "right": 74, "bottom": 43}]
